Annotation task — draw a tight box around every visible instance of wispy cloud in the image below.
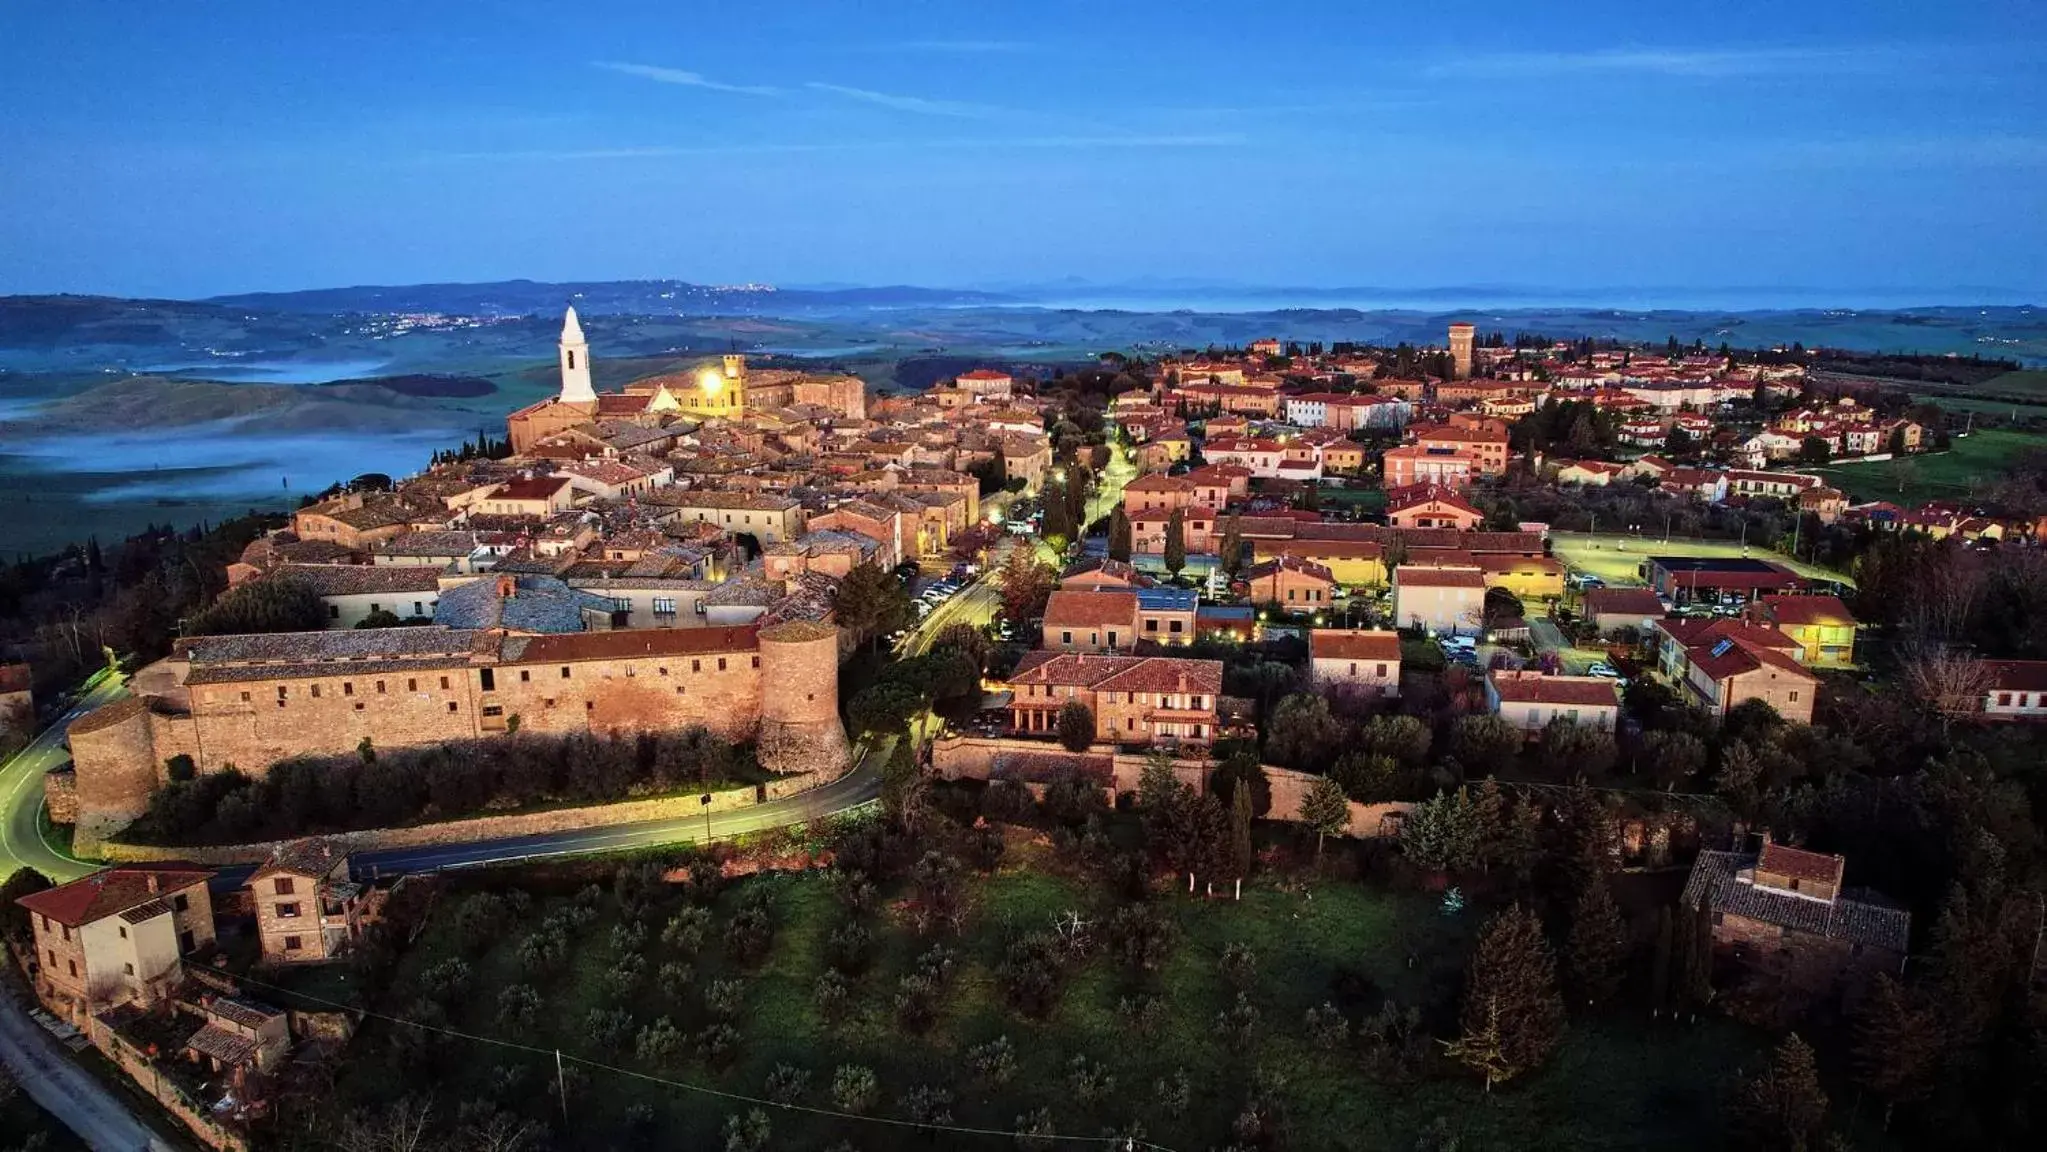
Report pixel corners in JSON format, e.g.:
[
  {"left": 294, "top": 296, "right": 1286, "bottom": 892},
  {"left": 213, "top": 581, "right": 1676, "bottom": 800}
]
[
  {"left": 805, "top": 82, "right": 1002, "bottom": 118},
  {"left": 593, "top": 61, "right": 779, "bottom": 96},
  {"left": 435, "top": 135, "right": 1245, "bottom": 163},
  {"left": 1426, "top": 46, "right": 1900, "bottom": 79}
]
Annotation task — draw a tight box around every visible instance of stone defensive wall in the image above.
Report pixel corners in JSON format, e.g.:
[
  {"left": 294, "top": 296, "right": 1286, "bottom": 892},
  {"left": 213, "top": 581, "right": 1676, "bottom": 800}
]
[
  {"left": 930, "top": 735, "right": 1411, "bottom": 837},
  {"left": 87, "top": 778, "right": 773, "bottom": 866}
]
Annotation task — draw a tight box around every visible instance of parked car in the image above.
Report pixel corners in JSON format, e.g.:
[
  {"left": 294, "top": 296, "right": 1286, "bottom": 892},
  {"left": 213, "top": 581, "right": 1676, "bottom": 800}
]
[{"left": 1586, "top": 662, "right": 1621, "bottom": 679}]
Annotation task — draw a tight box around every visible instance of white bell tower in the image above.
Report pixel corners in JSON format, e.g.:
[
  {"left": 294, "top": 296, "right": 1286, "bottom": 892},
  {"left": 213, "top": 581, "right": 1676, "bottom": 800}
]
[{"left": 558, "top": 306, "right": 595, "bottom": 403}]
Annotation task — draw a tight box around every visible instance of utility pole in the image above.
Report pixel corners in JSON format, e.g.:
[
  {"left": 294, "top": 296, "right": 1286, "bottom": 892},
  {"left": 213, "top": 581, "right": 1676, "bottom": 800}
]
[{"left": 556, "top": 1049, "right": 569, "bottom": 1124}]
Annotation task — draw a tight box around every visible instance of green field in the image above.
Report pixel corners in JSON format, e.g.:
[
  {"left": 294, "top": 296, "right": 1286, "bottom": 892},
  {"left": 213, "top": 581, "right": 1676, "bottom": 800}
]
[
  {"left": 1551, "top": 532, "right": 1854, "bottom": 588},
  {"left": 1813, "top": 428, "right": 2047, "bottom": 505},
  {"left": 300, "top": 846, "right": 1758, "bottom": 1151},
  {"left": 1979, "top": 369, "right": 2047, "bottom": 397}
]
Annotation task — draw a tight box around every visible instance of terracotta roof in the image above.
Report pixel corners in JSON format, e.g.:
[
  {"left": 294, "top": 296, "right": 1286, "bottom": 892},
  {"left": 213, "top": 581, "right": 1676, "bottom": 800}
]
[
  {"left": 250, "top": 837, "right": 349, "bottom": 883},
  {"left": 1582, "top": 588, "right": 1667, "bottom": 618},
  {"left": 1385, "top": 485, "right": 1480, "bottom": 516},
  {"left": 1094, "top": 657, "right": 1224, "bottom": 695},
  {"left": 1245, "top": 555, "right": 1336, "bottom": 584},
  {"left": 1488, "top": 672, "right": 1620, "bottom": 708},
  {"left": 186, "top": 1024, "right": 259, "bottom": 1066},
  {"left": 1983, "top": 660, "right": 2047, "bottom": 692},
  {"left": 1754, "top": 594, "right": 1855, "bottom": 628},
  {"left": 1394, "top": 565, "right": 1486, "bottom": 589},
  {"left": 1310, "top": 629, "right": 1402, "bottom": 662},
  {"left": 500, "top": 626, "right": 760, "bottom": 664},
  {"left": 1043, "top": 590, "right": 1139, "bottom": 629},
  {"left": 1758, "top": 840, "right": 1846, "bottom": 886},
  {"left": 17, "top": 863, "right": 215, "bottom": 928}
]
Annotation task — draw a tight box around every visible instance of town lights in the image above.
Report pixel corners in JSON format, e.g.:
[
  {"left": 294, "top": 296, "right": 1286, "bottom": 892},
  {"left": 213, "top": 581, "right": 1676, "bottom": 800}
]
[{"left": 697, "top": 368, "right": 725, "bottom": 397}]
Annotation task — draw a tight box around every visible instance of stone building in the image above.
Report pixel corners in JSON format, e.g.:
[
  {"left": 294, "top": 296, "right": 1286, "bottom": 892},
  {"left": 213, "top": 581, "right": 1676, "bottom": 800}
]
[
  {"left": 62, "top": 621, "right": 848, "bottom": 841},
  {"left": 18, "top": 863, "right": 218, "bottom": 1024},
  {"left": 1309, "top": 629, "right": 1402, "bottom": 697},
  {"left": 1006, "top": 652, "right": 1224, "bottom": 748},
  {"left": 1682, "top": 837, "right": 1909, "bottom": 1000},
  {"left": 246, "top": 839, "right": 372, "bottom": 964}
]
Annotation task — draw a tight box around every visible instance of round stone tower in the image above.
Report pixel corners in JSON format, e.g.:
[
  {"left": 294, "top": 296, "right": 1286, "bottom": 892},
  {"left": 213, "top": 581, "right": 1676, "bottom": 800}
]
[{"left": 756, "top": 621, "right": 852, "bottom": 779}]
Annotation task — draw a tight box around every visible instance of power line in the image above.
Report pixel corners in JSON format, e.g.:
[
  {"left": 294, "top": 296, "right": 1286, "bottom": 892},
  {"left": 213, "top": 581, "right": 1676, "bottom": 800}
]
[{"left": 225, "top": 968, "right": 1173, "bottom": 1151}]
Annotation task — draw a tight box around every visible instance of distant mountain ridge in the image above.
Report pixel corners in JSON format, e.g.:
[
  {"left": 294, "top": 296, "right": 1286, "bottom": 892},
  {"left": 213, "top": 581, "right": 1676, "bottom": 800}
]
[{"left": 199, "top": 279, "right": 1022, "bottom": 316}]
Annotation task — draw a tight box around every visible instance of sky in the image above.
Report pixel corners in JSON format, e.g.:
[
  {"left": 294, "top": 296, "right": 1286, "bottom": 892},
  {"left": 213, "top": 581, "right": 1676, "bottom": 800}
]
[{"left": 3, "top": 0, "right": 2045, "bottom": 300}]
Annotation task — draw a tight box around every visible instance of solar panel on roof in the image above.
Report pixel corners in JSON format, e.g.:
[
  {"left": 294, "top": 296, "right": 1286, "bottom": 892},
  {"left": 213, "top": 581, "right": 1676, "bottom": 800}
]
[{"left": 1710, "top": 638, "right": 1735, "bottom": 658}]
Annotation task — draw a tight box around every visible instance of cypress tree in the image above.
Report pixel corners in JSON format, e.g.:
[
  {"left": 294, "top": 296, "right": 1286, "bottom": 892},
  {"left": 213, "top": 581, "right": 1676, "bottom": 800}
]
[
  {"left": 1728, "top": 1034, "right": 1828, "bottom": 1152},
  {"left": 1564, "top": 872, "right": 1626, "bottom": 1007},
  {"left": 1107, "top": 506, "right": 1133, "bottom": 563},
  {"left": 1163, "top": 509, "right": 1186, "bottom": 577}
]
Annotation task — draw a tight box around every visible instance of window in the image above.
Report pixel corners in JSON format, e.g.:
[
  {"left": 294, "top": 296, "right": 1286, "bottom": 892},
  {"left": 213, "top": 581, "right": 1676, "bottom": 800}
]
[
  {"left": 717, "top": 657, "right": 727, "bottom": 671},
  {"left": 61, "top": 924, "right": 70, "bottom": 941},
  {"left": 1788, "top": 690, "right": 1800, "bottom": 703},
  {"left": 118, "top": 925, "right": 127, "bottom": 939},
  {"left": 692, "top": 659, "right": 701, "bottom": 673},
  {"left": 277, "top": 902, "right": 301, "bottom": 918},
  {"left": 277, "top": 686, "right": 288, "bottom": 700},
  {"left": 440, "top": 676, "right": 451, "bottom": 690},
  {"left": 1998, "top": 692, "right": 2012, "bottom": 707},
  {"left": 343, "top": 681, "right": 354, "bottom": 697},
  {"left": 482, "top": 705, "right": 503, "bottom": 718},
  {"left": 172, "top": 894, "right": 188, "bottom": 912},
  {"left": 1062, "top": 631, "right": 1073, "bottom": 645},
  {"left": 480, "top": 668, "right": 495, "bottom": 691},
  {"left": 562, "top": 666, "right": 572, "bottom": 679},
  {"left": 751, "top": 655, "right": 760, "bottom": 669},
  {"left": 329, "top": 605, "right": 340, "bottom": 619},
  {"left": 124, "top": 962, "right": 135, "bottom": 975},
  {"left": 407, "top": 678, "right": 417, "bottom": 692},
  {"left": 1146, "top": 619, "right": 1159, "bottom": 633},
  {"left": 275, "top": 878, "right": 295, "bottom": 895},
  {"left": 68, "top": 959, "right": 77, "bottom": 977},
  {"left": 377, "top": 680, "right": 386, "bottom": 694},
  {"left": 1169, "top": 620, "right": 1183, "bottom": 633},
  {"left": 239, "top": 691, "right": 251, "bottom": 703},
  {"left": 284, "top": 935, "right": 302, "bottom": 951},
  {"left": 448, "top": 702, "right": 459, "bottom": 713}
]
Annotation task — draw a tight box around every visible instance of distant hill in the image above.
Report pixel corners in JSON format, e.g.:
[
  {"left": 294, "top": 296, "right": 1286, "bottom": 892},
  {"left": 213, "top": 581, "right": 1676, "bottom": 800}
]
[
  {"left": 0, "top": 375, "right": 454, "bottom": 434},
  {"left": 318, "top": 373, "right": 496, "bottom": 398},
  {"left": 201, "top": 278, "right": 1022, "bottom": 316}
]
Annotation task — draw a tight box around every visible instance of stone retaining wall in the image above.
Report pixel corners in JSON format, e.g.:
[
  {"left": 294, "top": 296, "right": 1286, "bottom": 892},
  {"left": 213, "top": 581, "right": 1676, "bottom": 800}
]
[
  {"left": 931, "top": 736, "right": 1410, "bottom": 838},
  {"left": 42, "top": 766, "right": 78, "bottom": 824},
  {"left": 86, "top": 780, "right": 771, "bottom": 865}
]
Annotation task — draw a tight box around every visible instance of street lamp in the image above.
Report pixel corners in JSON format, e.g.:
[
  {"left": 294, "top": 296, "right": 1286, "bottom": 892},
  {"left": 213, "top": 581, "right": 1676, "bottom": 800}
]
[{"left": 699, "top": 793, "right": 713, "bottom": 843}]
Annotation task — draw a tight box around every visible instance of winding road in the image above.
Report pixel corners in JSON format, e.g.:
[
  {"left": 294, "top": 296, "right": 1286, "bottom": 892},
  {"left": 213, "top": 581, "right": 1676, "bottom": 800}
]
[{"left": 0, "top": 670, "right": 126, "bottom": 883}]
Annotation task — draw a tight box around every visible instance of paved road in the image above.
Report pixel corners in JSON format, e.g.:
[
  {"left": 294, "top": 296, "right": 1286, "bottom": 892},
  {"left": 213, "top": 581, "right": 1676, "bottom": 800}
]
[
  {"left": 0, "top": 671, "right": 127, "bottom": 883},
  {"left": 348, "top": 737, "right": 891, "bottom": 879},
  {"left": 0, "top": 990, "right": 173, "bottom": 1151}
]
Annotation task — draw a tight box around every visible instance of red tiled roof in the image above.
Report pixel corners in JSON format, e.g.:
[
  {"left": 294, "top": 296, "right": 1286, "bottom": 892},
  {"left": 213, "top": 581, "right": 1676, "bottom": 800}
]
[
  {"left": 1310, "top": 629, "right": 1402, "bottom": 662},
  {"left": 1755, "top": 594, "right": 1855, "bottom": 628},
  {"left": 1489, "top": 673, "right": 1620, "bottom": 708},
  {"left": 17, "top": 864, "right": 216, "bottom": 928},
  {"left": 1758, "top": 840, "right": 1845, "bottom": 887},
  {"left": 1095, "top": 657, "right": 1223, "bottom": 695},
  {"left": 1043, "top": 590, "right": 1139, "bottom": 629},
  {"left": 1582, "top": 588, "right": 1666, "bottom": 617},
  {"left": 500, "top": 626, "right": 761, "bottom": 664},
  {"left": 1983, "top": 660, "right": 2047, "bottom": 692},
  {"left": 1394, "top": 565, "right": 1486, "bottom": 589},
  {"left": 491, "top": 476, "right": 573, "bottom": 502}
]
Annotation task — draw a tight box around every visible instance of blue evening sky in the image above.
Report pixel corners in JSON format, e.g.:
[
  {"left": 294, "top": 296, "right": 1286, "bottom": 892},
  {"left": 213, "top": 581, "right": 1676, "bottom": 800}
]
[{"left": 3, "top": 0, "right": 2043, "bottom": 299}]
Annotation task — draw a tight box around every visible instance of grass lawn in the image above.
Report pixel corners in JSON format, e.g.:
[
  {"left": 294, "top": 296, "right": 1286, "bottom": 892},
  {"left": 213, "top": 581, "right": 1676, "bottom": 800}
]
[
  {"left": 1550, "top": 532, "right": 1854, "bottom": 588},
  {"left": 1812, "top": 428, "right": 2047, "bottom": 505},
  {"left": 313, "top": 848, "right": 1760, "bottom": 1151}
]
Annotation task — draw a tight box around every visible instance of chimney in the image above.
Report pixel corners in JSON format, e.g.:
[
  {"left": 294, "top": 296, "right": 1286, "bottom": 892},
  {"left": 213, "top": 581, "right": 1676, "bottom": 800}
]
[
  {"left": 1177, "top": 673, "right": 1189, "bottom": 693},
  {"left": 497, "top": 574, "right": 517, "bottom": 600},
  {"left": 145, "top": 873, "right": 159, "bottom": 894}
]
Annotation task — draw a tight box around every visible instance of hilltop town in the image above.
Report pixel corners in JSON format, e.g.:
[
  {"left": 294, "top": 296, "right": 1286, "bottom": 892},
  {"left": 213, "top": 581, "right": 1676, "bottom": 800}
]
[{"left": 5, "top": 309, "right": 2047, "bottom": 1151}]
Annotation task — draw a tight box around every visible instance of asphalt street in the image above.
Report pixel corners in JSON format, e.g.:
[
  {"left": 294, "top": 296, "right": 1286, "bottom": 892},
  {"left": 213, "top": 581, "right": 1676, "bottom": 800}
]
[
  {"left": 0, "top": 988, "right": 173, "bottom": 1151},
  {"left": 0, "top": 670, "right": 126, "bottom": 883}
]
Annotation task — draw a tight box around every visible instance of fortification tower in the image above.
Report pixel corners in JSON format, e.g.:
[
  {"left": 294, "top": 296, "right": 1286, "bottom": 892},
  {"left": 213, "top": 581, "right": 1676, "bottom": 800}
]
[
  {"left": 755, "top": 621, "right": 852, "bottom": 778},
  {"left": 1448, "top": 321, "right": 1476, "bottom": 380}
]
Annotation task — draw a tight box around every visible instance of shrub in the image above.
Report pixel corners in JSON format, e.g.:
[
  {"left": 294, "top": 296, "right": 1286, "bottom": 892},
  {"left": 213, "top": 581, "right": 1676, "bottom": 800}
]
[
  {"left": 496, "top": 984, "right": 541, "bottom": 1029},
  {"left": 1215, "top": 992, "right": 1260, "bottom": 1044},
  {"left": 1067, "top": 1054, "right": 1115, "bottom": 1107},
  {"left": 968, "top": 1036, "right": 1016, "bottom": 1087},
  {"left": 725, "top": 906, "right": 774, "bottom": 966},
  {"left": 894, "top": 973, "right": 939, "bottom": 1034},
  {"left": 826, "top": 922, "right": 873, "bottom": 975},
  {"left": 831, "top": 1065, "right": 879, "bottom": 1115},
  {"left": 587, "top": 1008, "right": 635, "bottom": 1056},
  {"left": 704, "top": 977, "right": 746, "bottom": 1020},
  {"left": 1106, "top": 903, "right": 1178, "bottom": 973},
  {"left": 764, "top": 1064, "right": 810, "bottom": 1106},
  {"left": 998, "top": 932, "right": 1065, "bottom": 1017},
  {"left": 814, "top": 970, "right": 850, "bottom": 1021},
  {"left": 633, "top": 1016, "right": 684, "bottom": 1065},
  {"left": 663, "top": 906, "right": 712, "bottom": 954},
  {"left": 598, "top": 955, "right": 646, "bottom": 1003},
  {"left": 696, "top": 1023, "right": 741, "bottom": 1070},
  {"left": 1219, "top": 942, "right": 1257, "bottom": 989},
  {"left": 1154, "top": 1069, "right": 1191, "bottom": 1117},
  {"left": 1304, "top": 1002, "right": 1350, "bottom": 1050}
]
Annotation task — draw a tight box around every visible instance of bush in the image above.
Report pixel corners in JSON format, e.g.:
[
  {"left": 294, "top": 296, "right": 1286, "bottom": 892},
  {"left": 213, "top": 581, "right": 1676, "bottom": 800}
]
[
  {"left": 704, "top": 977, "right": 746, "bottom": 1019},
  {"left": 968, "top": 1036, "right": 1017, "bottom": 1087},
  {"left": 634, "top": 1016, "right": 684, "bottom": 1065},
  {"left": 998, "top": 932, "right": 1065, "bottom": 1017},
  {"left": 663, "top": 906, "right": 712, "bottom": 954},
  {"left": 764, "top": 1063, "right": 810, "bottom": 1105},
  {"left": 826, "top": 922, "right": 873, "bottom": 975},
  {"left": 1219, "top": 942, "right": 1257, "bottom": 989},
  {"left": 831, "top": 1065, "right": 879, "bottom": 1115}
]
